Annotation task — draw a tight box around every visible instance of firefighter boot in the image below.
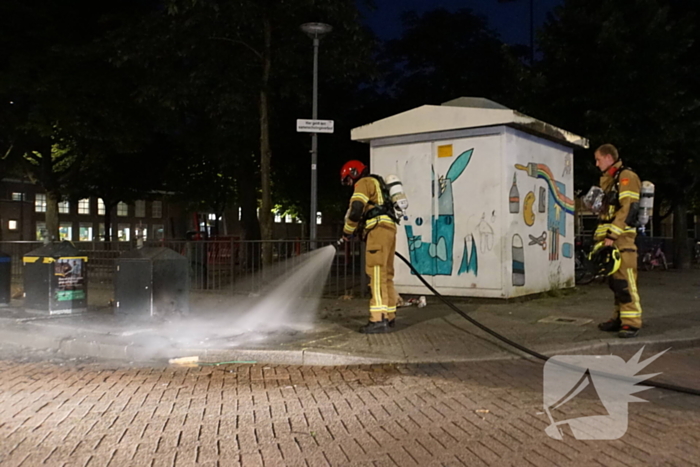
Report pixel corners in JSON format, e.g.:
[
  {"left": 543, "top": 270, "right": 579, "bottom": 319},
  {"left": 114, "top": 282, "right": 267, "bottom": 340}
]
[
  {"left": 598, "top": 318, "right": 621, "bottom": 332},
  {"left": 359, "top": 319, "right": 389, "bottom": 334},
  {"left": 618, "top": 325, "right": 640, "bottom": 338}
]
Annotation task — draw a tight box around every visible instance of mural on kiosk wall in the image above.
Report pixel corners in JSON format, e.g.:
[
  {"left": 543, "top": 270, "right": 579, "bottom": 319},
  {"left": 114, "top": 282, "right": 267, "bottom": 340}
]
[
  {"left": 510, "top": 161, "right": 574, "bottom": 286},
  {"left": 377, "top": 132, "right": 573, "bottom": 294},
  {"left": 405, "top": 148, "right": 473, "bottom": 276}
]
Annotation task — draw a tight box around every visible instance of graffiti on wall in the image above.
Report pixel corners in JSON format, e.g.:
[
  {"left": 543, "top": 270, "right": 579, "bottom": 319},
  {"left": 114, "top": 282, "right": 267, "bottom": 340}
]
[
  {"left": 538, "top": 187, "right": 546, "bottom": 213},
  {"left": 405, "top": 149, "right": 473, "bottom": 276},
  {"left": 477, "top": 213, "right": 494, "bottom": 253},
  {"left": 523, "top": 190, "right": 536, "bottom": 226},
  {"left": 458, "top": 234, "right": 478, "bottom": 276},
  {"left": 528, "top": 231, "right": 547, "bottom": 250},
  {"left": 509, "top": 173, "right": 520, "bottom": 213},
  {"left": 512, "top": 234, "right": 525, "bottom": 286},
  {"left": 515, "top": 162, "right": 573, "bottom": 261},
  {"left": 562, "top": 154, "right": 572, "bottom": 177},
  {"left": 515, "top": 163, "right": 574, "bottom": 215}
]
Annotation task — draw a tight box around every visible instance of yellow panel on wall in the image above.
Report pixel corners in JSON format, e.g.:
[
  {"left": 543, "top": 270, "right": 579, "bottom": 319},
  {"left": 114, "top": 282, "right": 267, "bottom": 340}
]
[{"left": 437, "top": 144, "right": 453, "bottom": 158}]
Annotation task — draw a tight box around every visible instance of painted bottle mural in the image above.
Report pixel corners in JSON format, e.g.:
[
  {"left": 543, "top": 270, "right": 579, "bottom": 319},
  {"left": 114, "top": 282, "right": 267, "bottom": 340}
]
[
  {"left": 509, "top": 173, "right": 520, "bottom": 213},
  {"left": 512, "top": 234, "right": 525, "bottom": 286}
]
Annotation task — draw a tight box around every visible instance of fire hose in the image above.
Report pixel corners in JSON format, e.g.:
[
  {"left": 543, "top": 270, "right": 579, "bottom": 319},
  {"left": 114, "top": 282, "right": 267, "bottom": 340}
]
[{"left": 393, "top": 251, "right": 700, "bottom": 397}]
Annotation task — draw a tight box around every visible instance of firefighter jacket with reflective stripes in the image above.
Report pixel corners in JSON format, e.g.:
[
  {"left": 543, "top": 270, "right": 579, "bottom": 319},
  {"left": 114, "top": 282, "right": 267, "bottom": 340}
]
[
  {"left": 595, "top": 161, "right": 641, "bottom": 242},
  {"left": 343, "top": 176, "right": 396, "bottom": 236}
]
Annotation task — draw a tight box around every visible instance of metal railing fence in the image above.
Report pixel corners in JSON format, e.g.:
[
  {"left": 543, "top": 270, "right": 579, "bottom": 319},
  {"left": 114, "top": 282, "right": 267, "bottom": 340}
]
[{"left": 0, "top": 239, "right": 367, "bottom": 298}]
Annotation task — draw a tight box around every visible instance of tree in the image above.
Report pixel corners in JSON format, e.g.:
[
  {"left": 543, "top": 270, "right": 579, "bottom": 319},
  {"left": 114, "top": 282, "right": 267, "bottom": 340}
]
[
  {"left": 537, "top": 0, "right": 699, "bottom": 268},
  {"left": 0, "top": 0, "right": 164, "bottom": 240},
  {"left": 114, "top": 0, "right": 375, "bottom": 262}
]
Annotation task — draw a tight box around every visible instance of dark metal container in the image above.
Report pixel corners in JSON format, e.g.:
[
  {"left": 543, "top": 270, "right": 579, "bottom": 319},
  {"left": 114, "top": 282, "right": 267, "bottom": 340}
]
[
  {"left": 23, "top": 242, "right": 88, "bottom": 314},
  {"left": 0, "top": 251, "right": 11, "bottom": 306},
  {"left": 115, "top": 247, "right": 189, "bottom": 317}
]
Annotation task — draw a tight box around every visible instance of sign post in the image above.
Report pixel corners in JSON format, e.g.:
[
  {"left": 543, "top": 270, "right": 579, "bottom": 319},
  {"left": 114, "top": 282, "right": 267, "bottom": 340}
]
[{"left": 297, "top": 119, "right": 334, "bottom": 249}]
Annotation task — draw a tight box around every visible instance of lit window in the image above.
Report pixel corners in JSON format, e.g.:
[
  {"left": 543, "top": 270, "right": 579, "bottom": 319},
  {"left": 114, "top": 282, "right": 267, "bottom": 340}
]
[
  {"left": 285, "top": 214, "right": 292, "bottom": 223},
  {"left": 58, "top": 201, "right": 69, "bottom": 214},
  {"left": 8, "top": 220, "right": 18, "bottom": 230},
  {"left": 134, "top": 225, "right": 148, "bottom": 240},
  {"left": 78, "top": 199, "right": 90, "bottom": 215},
  {"left": 79, "top": 223, "right": 93, "bottom": 241},
  {"left": 11, "top": 192, "right": 23, "bottom": 201},
  {"left": 117, "top": 202, "right": 128, "bottom": 217},
  {"left": 153, "top": 224, "right": 165, "bottom": 240},
  {"left": 152, "top": 201, "right": 162, "bottom": 218},
  {"left": 59, "top": 222, "right": 73, "bottom": 241},
  {"left": 98, "top": 198, "right": 105, "bottom": 215},
  {"left": 36, "top": 222, "right": 47, "bottom": 240},
  {"left": 208, "top": 213, "right": 216, "bottom": 221},
  {"left": 98, "top": 224, "right": 112, "bottom": 241},
  {"left": 316, "top": 211, "right": 322, "bottom": 225},
  {"left": 135, "top": 200, "right": 146, "bottom": 217},
  {"left": 238, "top": 207, "right": 242, "bottom": 221},
  {"left": 117, "top": 224, "right": 130, "bottom": 241},
  {"left": 35, "top": 194, "right": 47, "bottom": 213},
  {"left": 274, "top": 211, "right": 282, "bottom": 223}
]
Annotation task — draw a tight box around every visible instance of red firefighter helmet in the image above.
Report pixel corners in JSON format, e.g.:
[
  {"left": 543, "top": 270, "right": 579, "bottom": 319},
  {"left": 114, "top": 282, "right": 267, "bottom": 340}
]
[{"left": 340, "top": 160, "right": 367, "bottom": 186}]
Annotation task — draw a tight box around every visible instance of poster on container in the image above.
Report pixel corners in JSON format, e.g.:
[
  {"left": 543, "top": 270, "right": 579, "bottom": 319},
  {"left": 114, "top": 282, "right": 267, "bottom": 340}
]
[{"left": 54, "top": 258, "right": 86, "bottom": 301}]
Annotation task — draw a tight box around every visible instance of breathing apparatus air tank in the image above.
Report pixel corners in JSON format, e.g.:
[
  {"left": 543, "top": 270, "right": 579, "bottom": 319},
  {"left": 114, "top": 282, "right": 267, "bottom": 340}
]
[
  {"left": 385, "top": 174, "right": 409, "bottom": 220},
  {"left": 637, "top": 181, "right": 655, "bottom": 232}
]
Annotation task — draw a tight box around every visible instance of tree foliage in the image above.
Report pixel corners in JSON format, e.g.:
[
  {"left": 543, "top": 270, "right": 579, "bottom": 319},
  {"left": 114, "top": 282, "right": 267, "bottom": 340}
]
[
  {"left": 537, "top": 0, "right": 700, "bottom": 266},
  {"left": 0, "top": 0, "right": 164, "bottom": 239},
  {"left": 111, "top": 0, "right": 376, "bottom": 249}
]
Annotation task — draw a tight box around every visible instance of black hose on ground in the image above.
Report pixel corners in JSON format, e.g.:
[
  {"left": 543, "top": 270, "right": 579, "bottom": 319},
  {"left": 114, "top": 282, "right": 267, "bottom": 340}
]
[{"left": 394, "top": 251, "right": 700, "bottom": 397}]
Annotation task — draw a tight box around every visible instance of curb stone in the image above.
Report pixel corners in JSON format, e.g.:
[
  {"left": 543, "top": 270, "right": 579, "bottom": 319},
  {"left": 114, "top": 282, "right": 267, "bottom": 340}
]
[{"left": 2, "top": 323, "right": 699, "bottom": 366}]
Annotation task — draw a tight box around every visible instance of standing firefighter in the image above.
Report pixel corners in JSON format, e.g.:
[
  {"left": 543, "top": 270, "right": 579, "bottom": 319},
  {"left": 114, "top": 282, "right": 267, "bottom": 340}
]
[
  {"left": 593, "top": 144, "right": 643, "bottom": 338},
  {"left": 340, "top": 160, "right": 398, "bottom": 334}
]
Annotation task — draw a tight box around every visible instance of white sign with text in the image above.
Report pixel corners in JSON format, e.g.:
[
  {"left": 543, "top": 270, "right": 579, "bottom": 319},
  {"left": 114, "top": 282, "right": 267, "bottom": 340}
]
[{"left": 296, "top": 119, "right": 334, "bottom": 133}]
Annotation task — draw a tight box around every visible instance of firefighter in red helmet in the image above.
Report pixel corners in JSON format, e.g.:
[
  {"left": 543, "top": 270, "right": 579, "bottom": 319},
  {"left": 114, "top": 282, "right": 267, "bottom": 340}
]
[{"left": 340, "top": 160, "right": 399, "bottom": 333}]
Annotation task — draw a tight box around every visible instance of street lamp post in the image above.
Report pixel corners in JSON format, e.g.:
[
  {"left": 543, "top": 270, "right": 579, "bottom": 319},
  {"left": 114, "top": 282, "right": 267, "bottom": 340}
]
[{"left": 300, "top": 22, "right": 332, "bottom": 249}]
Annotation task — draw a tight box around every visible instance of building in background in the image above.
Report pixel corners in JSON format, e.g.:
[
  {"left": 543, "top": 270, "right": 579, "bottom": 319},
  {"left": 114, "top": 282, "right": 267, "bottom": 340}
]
[
  {"left": 1, "top": 179, "right": 343, "bottom": 242},
  {"left": 0, "top": 179, "right": 187, "bottom": 242}
]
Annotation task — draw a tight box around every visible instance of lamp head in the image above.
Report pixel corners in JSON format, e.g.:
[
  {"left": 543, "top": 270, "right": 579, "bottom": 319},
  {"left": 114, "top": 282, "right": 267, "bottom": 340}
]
[{"left": 300, "top": 22, "right": 333, "bottom": 38}]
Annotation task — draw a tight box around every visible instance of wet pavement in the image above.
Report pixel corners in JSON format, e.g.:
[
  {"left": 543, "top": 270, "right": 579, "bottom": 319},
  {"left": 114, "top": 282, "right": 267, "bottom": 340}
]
[{"left": 0, "top": 268, "right": 698, "bottom": 366}]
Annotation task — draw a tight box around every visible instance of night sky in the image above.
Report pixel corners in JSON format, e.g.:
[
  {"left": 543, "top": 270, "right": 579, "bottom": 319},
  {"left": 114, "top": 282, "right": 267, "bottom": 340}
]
[{"left": 362, "top": 0, "right": 564, "bottom": 45}]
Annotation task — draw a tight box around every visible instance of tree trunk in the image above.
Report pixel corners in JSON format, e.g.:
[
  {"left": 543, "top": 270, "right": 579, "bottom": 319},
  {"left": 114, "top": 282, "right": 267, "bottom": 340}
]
[
  {"left": 259, "top": 16, "right": 273, "bottom": 266},
  {"left": 239, "top": 176, "right": 261, "bottom": 241},
  {"left": 673, "top": 202, "right": 691, "bottom": 269},
  {"left": 45, "top": 191, "right": 60, "bottom": 241}
]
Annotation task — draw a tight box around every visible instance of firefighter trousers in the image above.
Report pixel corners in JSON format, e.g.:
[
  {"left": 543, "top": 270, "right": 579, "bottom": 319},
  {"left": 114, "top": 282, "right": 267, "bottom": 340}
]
[
  {"left": 365, "top": 224, "right": 398, "bottom": 323},
  {"left": 609, "top": 242, "right": 643, "bottom": 328}
]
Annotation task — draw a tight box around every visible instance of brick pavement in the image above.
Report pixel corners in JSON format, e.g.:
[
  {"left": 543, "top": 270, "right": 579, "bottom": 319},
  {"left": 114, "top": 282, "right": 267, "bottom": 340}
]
[{"left": 0, "top": 346, "right": 699, "bottom": 467}]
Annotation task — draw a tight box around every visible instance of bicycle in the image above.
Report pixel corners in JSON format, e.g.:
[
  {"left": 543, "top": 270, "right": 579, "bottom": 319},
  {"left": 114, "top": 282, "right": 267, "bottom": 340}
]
[
  {"left": 574, "top": 237, "right": 596, "bottom": 285},
  {"left": 640, "top": 243, "right": 668, "bottom": 271}
]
